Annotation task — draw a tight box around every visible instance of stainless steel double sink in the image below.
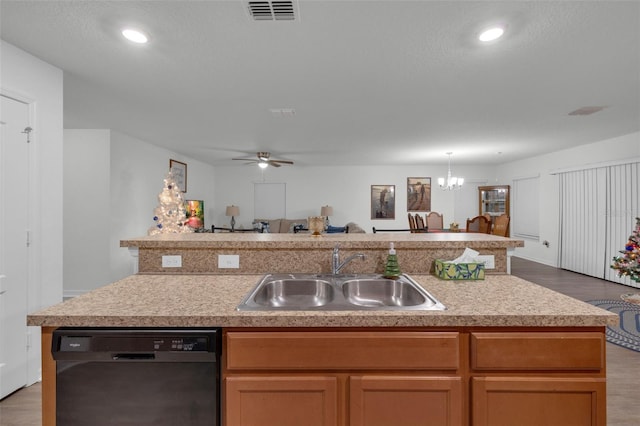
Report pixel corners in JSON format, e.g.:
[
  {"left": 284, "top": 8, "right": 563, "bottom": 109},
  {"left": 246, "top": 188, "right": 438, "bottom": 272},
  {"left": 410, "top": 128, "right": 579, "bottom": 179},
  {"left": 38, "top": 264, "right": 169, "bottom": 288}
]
[{"left": 236, "top": 273, "right": 446, "bottom": 311}]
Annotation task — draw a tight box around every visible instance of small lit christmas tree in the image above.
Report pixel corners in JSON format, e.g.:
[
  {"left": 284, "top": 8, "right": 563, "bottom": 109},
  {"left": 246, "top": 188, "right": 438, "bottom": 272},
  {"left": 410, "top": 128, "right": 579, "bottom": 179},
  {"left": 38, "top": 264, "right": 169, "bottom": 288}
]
[
  {"left": 147, "top": 169, "right": 193, "bottom": 235},
  {"left": 611, "top": 217, "right": 640, "bottom": 283}
]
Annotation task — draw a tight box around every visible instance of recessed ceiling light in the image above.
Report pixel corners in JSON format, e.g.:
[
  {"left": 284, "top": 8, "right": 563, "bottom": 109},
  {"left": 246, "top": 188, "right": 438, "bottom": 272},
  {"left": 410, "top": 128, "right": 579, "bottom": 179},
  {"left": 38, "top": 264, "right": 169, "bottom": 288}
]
[
  {"left": 122, "top": 28, "right": 149, "bottom": 44},
  {"left": 478, "top": 27, "right": 504, "bottom": 42}
]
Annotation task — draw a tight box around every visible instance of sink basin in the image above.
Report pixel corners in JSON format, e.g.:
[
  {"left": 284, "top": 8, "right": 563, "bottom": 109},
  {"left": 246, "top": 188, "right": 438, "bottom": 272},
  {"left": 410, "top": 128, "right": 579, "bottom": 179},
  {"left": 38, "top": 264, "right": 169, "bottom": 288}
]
[
  {"left": 253, "top": 279, "right": 334, "bottom": 308},
  {"left": 237, "top": 274, "right": 445, "bottom": 311},
  {"left": 343, "top": 279, "right": 429, "bottom": 307}
]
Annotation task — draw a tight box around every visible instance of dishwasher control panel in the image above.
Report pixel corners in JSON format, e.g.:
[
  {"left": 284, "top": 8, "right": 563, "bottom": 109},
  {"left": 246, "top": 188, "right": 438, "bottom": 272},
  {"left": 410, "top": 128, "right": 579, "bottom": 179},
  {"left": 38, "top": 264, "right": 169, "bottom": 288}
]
[{"left": 52, "top": 328, "right": 220, "bottom": 358}]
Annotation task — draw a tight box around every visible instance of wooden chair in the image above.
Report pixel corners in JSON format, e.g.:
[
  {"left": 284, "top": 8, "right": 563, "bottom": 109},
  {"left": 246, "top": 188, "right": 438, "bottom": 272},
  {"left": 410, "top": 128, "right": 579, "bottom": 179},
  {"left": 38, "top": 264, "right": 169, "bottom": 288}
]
[
  {"left": 414, "top": 213, "right": 427, "bottom": 232},
  {"left": 426, "top": 212, "right": 443, "bottom": 230},
  {"left": 408, "top": 213, "right": 417, "bottom": 232},
  {"left": 492, "top": 214, "right": 510, "bottom": 237},
  {"left": 466, "top": 215, "right": 491, "bottom": 234}
]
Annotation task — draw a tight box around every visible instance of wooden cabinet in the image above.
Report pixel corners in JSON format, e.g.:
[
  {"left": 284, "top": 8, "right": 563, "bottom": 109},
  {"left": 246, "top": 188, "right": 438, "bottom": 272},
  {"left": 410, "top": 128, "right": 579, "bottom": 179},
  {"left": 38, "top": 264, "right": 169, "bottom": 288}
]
[
  {"left": 224, "top": 330, "right": 463, "bottom": 426},
  {"left": 226, "top": 376, "right": 338, "bottom": 426},
  {"left": 472, "top": 377, "right": 605, "bottom": 426},
  {"left": 350, "top": 376, "right": 463, "bottom": 426},
  {"left": 470, "top": 331, "right": 606, "bottom": 426},
  {"left": 479, "top": 185, "right": 510, "bottom": 218},
  {"left": 224, "top": 329, "right": 607, "bottom": 426}
]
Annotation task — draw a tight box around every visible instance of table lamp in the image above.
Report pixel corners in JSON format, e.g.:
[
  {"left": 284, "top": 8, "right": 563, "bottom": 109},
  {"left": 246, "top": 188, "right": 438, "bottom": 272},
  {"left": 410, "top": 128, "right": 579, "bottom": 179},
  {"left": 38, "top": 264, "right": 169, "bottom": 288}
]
[
  {"left": 226, "top": 205, "right": 240, "bottom": 232},
  {"left": 320, "top": 205, "right": 333, "bottom": 229}
]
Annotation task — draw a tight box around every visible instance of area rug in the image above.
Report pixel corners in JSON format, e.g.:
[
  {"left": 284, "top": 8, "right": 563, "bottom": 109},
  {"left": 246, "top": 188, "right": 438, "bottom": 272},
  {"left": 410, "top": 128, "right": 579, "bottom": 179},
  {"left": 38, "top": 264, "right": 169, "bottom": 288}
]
[
  {"left": 621, "top": 292, "right": 640, "bottom": 305},
  {"left": 587, "top": 300, "right": 640, "bottom": 352}
]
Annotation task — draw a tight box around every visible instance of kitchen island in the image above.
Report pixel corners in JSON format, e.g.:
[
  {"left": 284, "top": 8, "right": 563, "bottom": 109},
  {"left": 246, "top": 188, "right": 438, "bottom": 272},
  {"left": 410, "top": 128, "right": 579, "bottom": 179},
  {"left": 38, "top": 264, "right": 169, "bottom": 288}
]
[
  {"left": 29, "top": 272, "right": 617, "bottom": 426},
  {"left": 120, "top": 232, "right": 525, "bottom": 275}
]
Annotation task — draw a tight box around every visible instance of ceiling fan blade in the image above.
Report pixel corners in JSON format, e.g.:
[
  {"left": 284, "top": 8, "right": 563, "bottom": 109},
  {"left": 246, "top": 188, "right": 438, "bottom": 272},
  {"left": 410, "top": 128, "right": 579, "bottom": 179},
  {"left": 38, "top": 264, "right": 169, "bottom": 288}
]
[
  {"left": 271, "top": 160, "right": 294, "bottom": 165},
  {"left": 268, "top": 161, "right": 282, "bottom": 168},
  {"left": 232, "top": 157, "right": 258, "bottom": 162}
]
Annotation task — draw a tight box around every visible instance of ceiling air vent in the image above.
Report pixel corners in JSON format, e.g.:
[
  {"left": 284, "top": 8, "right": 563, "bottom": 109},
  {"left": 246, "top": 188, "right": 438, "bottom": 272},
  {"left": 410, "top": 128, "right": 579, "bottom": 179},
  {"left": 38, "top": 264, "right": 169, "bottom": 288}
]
[{"left": 246, "top": 1, "right": 296, "bottom": 21}]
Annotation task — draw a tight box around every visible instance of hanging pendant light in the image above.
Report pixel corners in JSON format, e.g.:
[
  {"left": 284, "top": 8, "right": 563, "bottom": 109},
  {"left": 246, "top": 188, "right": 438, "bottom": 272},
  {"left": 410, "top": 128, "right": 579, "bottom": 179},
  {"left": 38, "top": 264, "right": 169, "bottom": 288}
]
[{"left": 438, "top": 152, "right": 464, "bottom": 191}]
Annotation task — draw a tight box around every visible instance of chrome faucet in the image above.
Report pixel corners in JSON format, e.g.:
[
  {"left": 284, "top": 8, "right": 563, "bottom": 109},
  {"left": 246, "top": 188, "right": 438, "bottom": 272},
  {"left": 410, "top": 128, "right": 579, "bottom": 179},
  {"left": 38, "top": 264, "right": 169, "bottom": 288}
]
[{"left": 332, "top": 244, "right": 365, "bottom": 275}]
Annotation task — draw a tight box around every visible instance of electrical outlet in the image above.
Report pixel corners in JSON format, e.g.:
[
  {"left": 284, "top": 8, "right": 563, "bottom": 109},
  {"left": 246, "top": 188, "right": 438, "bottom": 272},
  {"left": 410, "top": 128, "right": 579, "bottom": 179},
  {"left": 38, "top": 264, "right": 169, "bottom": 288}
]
[
  {"left": 162, "top": 255, "right": 182, "bottom": 268},
  {"left": 476, "top": 255, "right": 495, "bottom": 269},
  {"left": 218, "top": 254, "right": 240, "bottom": 269}
]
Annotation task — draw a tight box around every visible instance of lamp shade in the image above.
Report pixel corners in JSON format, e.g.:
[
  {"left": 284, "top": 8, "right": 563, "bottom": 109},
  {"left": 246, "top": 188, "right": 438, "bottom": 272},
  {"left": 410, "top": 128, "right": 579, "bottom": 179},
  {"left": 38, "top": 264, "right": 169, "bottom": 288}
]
[
  {"left": 225, "top": 205, "right": 240, "bottom": 217},
  {"left": 320, "top": 206, "right": 333, "bottom": 216}
]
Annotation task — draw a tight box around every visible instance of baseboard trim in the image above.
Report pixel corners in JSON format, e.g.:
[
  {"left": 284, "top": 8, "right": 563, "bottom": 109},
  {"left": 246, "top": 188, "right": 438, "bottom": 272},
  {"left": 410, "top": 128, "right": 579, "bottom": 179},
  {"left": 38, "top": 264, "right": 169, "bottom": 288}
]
[
  {"left": 63, "top": 289, "right": 90, "bottom": 300},
  {"left": 512, "top": 255, "right": 557, "bottom": 268}
]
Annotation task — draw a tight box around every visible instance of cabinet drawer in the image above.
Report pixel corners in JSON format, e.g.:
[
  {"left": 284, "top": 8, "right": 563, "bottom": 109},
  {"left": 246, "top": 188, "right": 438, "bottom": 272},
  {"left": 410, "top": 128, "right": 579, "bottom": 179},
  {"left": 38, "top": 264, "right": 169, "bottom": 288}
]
[
  {"left": 226, "top": 331, "right": 460, "bottom": 370},
  {"left": 470, "top": 332, "right": 604, "bottom": 371}
]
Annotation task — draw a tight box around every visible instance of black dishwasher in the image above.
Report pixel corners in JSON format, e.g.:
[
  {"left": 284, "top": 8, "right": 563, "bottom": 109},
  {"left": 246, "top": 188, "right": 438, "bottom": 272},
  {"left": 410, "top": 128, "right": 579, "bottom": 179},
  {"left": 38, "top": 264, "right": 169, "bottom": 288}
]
[{"left": 52, "top": 328, "right": 221, "bottom": 426}]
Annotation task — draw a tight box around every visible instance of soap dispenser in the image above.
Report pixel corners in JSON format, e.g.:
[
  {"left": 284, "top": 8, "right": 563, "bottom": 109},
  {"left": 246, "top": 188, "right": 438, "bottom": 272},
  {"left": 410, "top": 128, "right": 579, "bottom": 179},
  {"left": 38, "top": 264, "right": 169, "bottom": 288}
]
[{"left": 383, "top": 242, "right": 401, "bottom": 279}]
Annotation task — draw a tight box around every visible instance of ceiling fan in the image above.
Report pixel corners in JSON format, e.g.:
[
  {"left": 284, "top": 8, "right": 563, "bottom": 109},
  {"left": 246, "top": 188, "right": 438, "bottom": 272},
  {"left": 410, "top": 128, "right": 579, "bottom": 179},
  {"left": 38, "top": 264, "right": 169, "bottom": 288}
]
[{"left": 232, "top": 152, "right": 294, "bottom": 168}]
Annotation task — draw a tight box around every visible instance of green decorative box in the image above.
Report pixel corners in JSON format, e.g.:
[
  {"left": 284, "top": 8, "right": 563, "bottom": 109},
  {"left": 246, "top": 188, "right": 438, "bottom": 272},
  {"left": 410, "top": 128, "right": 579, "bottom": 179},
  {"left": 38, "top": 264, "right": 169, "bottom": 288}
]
[{"left": 434, "top": 259, "right": 485, "bottom": 280}]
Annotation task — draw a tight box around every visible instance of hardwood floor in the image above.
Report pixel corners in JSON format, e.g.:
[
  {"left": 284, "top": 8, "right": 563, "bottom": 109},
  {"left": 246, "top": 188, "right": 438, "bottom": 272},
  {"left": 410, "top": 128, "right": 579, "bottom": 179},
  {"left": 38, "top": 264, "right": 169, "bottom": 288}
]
[
  {"left": 0, "top": 382, "right": 41, "bottom": 426},
  {"left": 1, "top": 257, "right": 639, "bottom": 425}
]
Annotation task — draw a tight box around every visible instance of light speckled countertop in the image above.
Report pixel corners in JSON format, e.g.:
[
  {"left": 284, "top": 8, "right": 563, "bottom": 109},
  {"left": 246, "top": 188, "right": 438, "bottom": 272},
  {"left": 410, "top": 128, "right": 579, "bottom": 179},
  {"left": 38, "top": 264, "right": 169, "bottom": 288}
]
[
  {"left": 28, "top": 274, "right": 617, "bottom": 328},
  {"left": 120, "top": 232, "right": 525, "bottom": 249}
]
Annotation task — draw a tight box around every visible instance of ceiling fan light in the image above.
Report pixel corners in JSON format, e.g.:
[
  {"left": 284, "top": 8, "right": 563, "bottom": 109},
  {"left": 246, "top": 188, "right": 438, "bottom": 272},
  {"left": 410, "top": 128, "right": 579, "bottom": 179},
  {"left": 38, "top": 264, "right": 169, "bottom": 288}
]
[
  {"left": 258, "top": 162, "right": 269, "bottom": 169},
  {"left": 122, "top": 28, "right": 149, "bottom": 44},
  {"left": 479, "top": 26, "right": 504, "bottom": 42}
]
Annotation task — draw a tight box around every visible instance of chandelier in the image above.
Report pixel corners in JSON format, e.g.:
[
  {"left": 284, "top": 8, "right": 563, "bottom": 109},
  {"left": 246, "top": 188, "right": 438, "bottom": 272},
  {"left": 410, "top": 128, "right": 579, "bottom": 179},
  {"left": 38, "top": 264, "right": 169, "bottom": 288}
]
[{"left": 438, "top": 152, "right": 464, "bottom": 191}]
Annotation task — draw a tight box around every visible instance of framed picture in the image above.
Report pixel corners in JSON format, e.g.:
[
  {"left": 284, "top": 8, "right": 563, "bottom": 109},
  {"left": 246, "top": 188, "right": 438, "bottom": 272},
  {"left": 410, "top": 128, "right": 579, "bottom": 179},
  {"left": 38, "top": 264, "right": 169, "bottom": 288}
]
[
  {"left": 371, "top": 185, "right": 395, "bottom": 219},
  {"left": 169, "top": 159, "right": 187, "bottom": 192},
  {"left": 185, "top": 200, "right": 204, "bottom": 230},
  {"left": 407, "top": 177, "right": 431, "bottom": 212}
]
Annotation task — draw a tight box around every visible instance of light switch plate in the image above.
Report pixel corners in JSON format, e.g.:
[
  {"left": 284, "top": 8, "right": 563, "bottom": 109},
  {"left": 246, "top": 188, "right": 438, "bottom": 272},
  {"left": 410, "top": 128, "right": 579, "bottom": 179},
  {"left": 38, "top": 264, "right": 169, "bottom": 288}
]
[
  {"left": 162, "top": 255, "right": 182, "bottom": 268},
  {"left": 218, "top": 254, "right": 240, "bottom": 269},
  {"left": 476, "top": 255, "right": 495, "bottom": 269}
]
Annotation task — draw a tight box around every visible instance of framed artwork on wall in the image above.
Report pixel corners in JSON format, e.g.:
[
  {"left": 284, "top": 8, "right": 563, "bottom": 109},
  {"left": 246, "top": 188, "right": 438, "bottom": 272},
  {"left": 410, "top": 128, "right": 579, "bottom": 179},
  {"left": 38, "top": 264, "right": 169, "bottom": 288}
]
[
  {"left": 407, "top": 177, "right": 431, "bottom": 212},
  {"left": 169, "top": 159, "right": 187, "bottom": 192},
  {"left": 185, "top": 200, "right": 204, "bottom": 230},
  {"left": 371, "top": 185, "right": 395, "bottom": 219}
]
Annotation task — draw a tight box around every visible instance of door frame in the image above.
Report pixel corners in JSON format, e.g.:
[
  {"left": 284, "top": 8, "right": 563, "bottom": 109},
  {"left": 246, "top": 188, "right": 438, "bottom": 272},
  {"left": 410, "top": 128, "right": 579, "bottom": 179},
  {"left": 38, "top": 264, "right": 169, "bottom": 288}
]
[{"left": 1, "top": 89, "right": 42, "bottom": 386}]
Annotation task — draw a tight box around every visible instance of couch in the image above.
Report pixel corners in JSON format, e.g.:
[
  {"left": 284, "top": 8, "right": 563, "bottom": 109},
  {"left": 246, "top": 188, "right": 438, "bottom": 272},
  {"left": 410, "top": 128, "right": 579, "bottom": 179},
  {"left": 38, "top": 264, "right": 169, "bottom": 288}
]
[
  {"left": 253, "top": 218, "right": 309, "bottom": 233},
  {"left": 252, "top": 219, "right": 366, "bottom": 233}
]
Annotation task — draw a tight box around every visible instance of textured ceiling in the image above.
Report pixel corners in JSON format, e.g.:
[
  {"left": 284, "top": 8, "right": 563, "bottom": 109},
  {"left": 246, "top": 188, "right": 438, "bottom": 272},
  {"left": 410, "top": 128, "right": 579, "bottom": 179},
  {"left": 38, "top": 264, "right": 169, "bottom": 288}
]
[{"left": 1, "top": 0, "right": 639, "bottom": 166}]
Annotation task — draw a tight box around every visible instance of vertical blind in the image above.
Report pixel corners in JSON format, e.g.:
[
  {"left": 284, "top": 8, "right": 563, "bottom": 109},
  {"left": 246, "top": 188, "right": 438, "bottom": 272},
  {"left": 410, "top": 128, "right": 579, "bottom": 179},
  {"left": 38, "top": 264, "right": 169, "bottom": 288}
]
[{"left": 559, "top": 162, "right": 639, "bottom": 287}]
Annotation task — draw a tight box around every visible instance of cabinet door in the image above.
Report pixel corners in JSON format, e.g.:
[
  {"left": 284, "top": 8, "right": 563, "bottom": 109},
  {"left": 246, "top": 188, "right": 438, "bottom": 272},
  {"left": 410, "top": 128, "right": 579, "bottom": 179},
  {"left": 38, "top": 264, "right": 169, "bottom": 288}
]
[
  {"left": 225, "top": 376, "right": 338, "bottom": 426},
  {"left": 472, "top": 377, "right": 606, "bottom": 426},
  {"left": 350, "top": 376, "right": 463, "bottom": 426}
]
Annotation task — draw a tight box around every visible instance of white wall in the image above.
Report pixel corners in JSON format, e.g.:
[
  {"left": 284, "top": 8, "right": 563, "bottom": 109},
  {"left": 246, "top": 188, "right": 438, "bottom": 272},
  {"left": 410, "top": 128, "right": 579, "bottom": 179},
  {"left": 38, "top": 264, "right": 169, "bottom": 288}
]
[
  {"left": 109, "top": 131, "right": 216, "bottom": 282},
  {"left": 496, "top": 131, "right": 640, "bottom": 266},
  {"left": 63, "top": 129, "right": 111, "bottom": 296},
  {"left": 1, "top": 40, "right": 63, "bottom": 383},
  {"left": 62, "top": 129, "right": 216, "bottom": 293},
  {"left": 213, "top": 163, "right": 496, "bottom": 232}
]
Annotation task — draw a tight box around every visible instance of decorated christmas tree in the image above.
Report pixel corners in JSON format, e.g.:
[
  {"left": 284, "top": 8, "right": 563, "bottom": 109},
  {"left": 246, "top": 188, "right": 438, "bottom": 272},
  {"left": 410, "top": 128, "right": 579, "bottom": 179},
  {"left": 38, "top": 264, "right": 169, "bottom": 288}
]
[
  {"left": 611, "top": 217, "right": 640, "bottom": 282},
  {"left": 147, "top": 169, "right": 193, "bottom": 235}
]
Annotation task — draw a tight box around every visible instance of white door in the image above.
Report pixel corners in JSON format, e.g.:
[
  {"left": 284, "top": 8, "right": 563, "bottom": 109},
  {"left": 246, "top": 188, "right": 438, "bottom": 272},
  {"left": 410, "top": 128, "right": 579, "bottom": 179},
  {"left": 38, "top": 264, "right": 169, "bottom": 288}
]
[{"left": 0, "top": 95, "right": 30, "bottom": 399}]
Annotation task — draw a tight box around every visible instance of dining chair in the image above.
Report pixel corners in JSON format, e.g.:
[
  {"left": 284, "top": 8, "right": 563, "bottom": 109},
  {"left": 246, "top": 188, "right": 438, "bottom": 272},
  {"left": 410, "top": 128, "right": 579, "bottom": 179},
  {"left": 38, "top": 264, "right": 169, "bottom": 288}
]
[
  {"left": 466, "top": 215, "right": 491, "bottom": 234},
  {"left": 492, "top": 214, "right": 510, "bottom": 237},
  {"left": 408, "top": 213, "right": 417, "bottom": 232},
  {"left": 414, "top": 213, "right": 427, "bottom": 232},
  {"left": 426, "top": 212, "right": 444, "bottom": 230}
]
